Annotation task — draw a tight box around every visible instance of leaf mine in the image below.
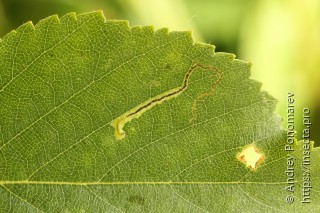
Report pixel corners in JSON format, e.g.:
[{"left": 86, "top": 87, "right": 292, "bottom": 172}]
[
  {"left": 111, "top": 64, "right": 223, "bottom": 140},
  {"left": 237, "top": 144, "right": 264, "bottom": 171}
]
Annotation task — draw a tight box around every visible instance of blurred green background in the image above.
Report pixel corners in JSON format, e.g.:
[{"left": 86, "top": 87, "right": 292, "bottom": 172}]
[{"left": 0, "top": 0, "right": 319, "bottom": 146}]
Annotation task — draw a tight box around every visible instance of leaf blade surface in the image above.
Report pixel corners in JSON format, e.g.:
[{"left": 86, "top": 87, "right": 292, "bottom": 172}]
[{"left": 0, "top": 11, "right": 319, "bottom": 212}]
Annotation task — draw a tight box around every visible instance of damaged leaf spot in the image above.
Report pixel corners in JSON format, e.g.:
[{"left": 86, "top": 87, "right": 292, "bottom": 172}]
[{"left": 237, "top": 144, "right": 264, "bottom": 170}]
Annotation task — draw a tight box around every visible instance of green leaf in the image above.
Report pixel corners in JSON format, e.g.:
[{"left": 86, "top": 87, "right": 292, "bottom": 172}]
[{"left": 0, "top": 11, "right": 319, "bottom": 212}]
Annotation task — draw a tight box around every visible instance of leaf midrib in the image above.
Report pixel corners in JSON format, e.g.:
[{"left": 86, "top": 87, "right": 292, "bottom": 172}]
[{"left": 0, "top": 180, "right": 297, "bottom": 186}]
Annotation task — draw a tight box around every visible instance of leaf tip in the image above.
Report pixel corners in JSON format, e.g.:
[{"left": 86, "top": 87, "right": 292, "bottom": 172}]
[
  {"left": 77, "top": 10, "right": 107, "bottom": 24},
  {"left": 16, "top": 21, "right": 35, "bottom": 33},
  {"left": 35, "top": 14, "right": 60, "bottom": 30},
  {"left": 193, "top": 42, "right": 216, "bottom": 57},
  {"left": 1, "top": 21, "right": 35, "bottom": 42},
  {"left": 95, "top": 10, "right": 107, "bottom": 22},
  {"left": 131, "top": 25, "right": 154, "bottom": 34},
  {"left": 230, "top": 53, "right": 236, "bottom": 61},
  {"left": 154, "top": 28, "right": 169, "bottom": 38},
  {"left": 168, "top": 30, "right": 194, "bottom": 46}
]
